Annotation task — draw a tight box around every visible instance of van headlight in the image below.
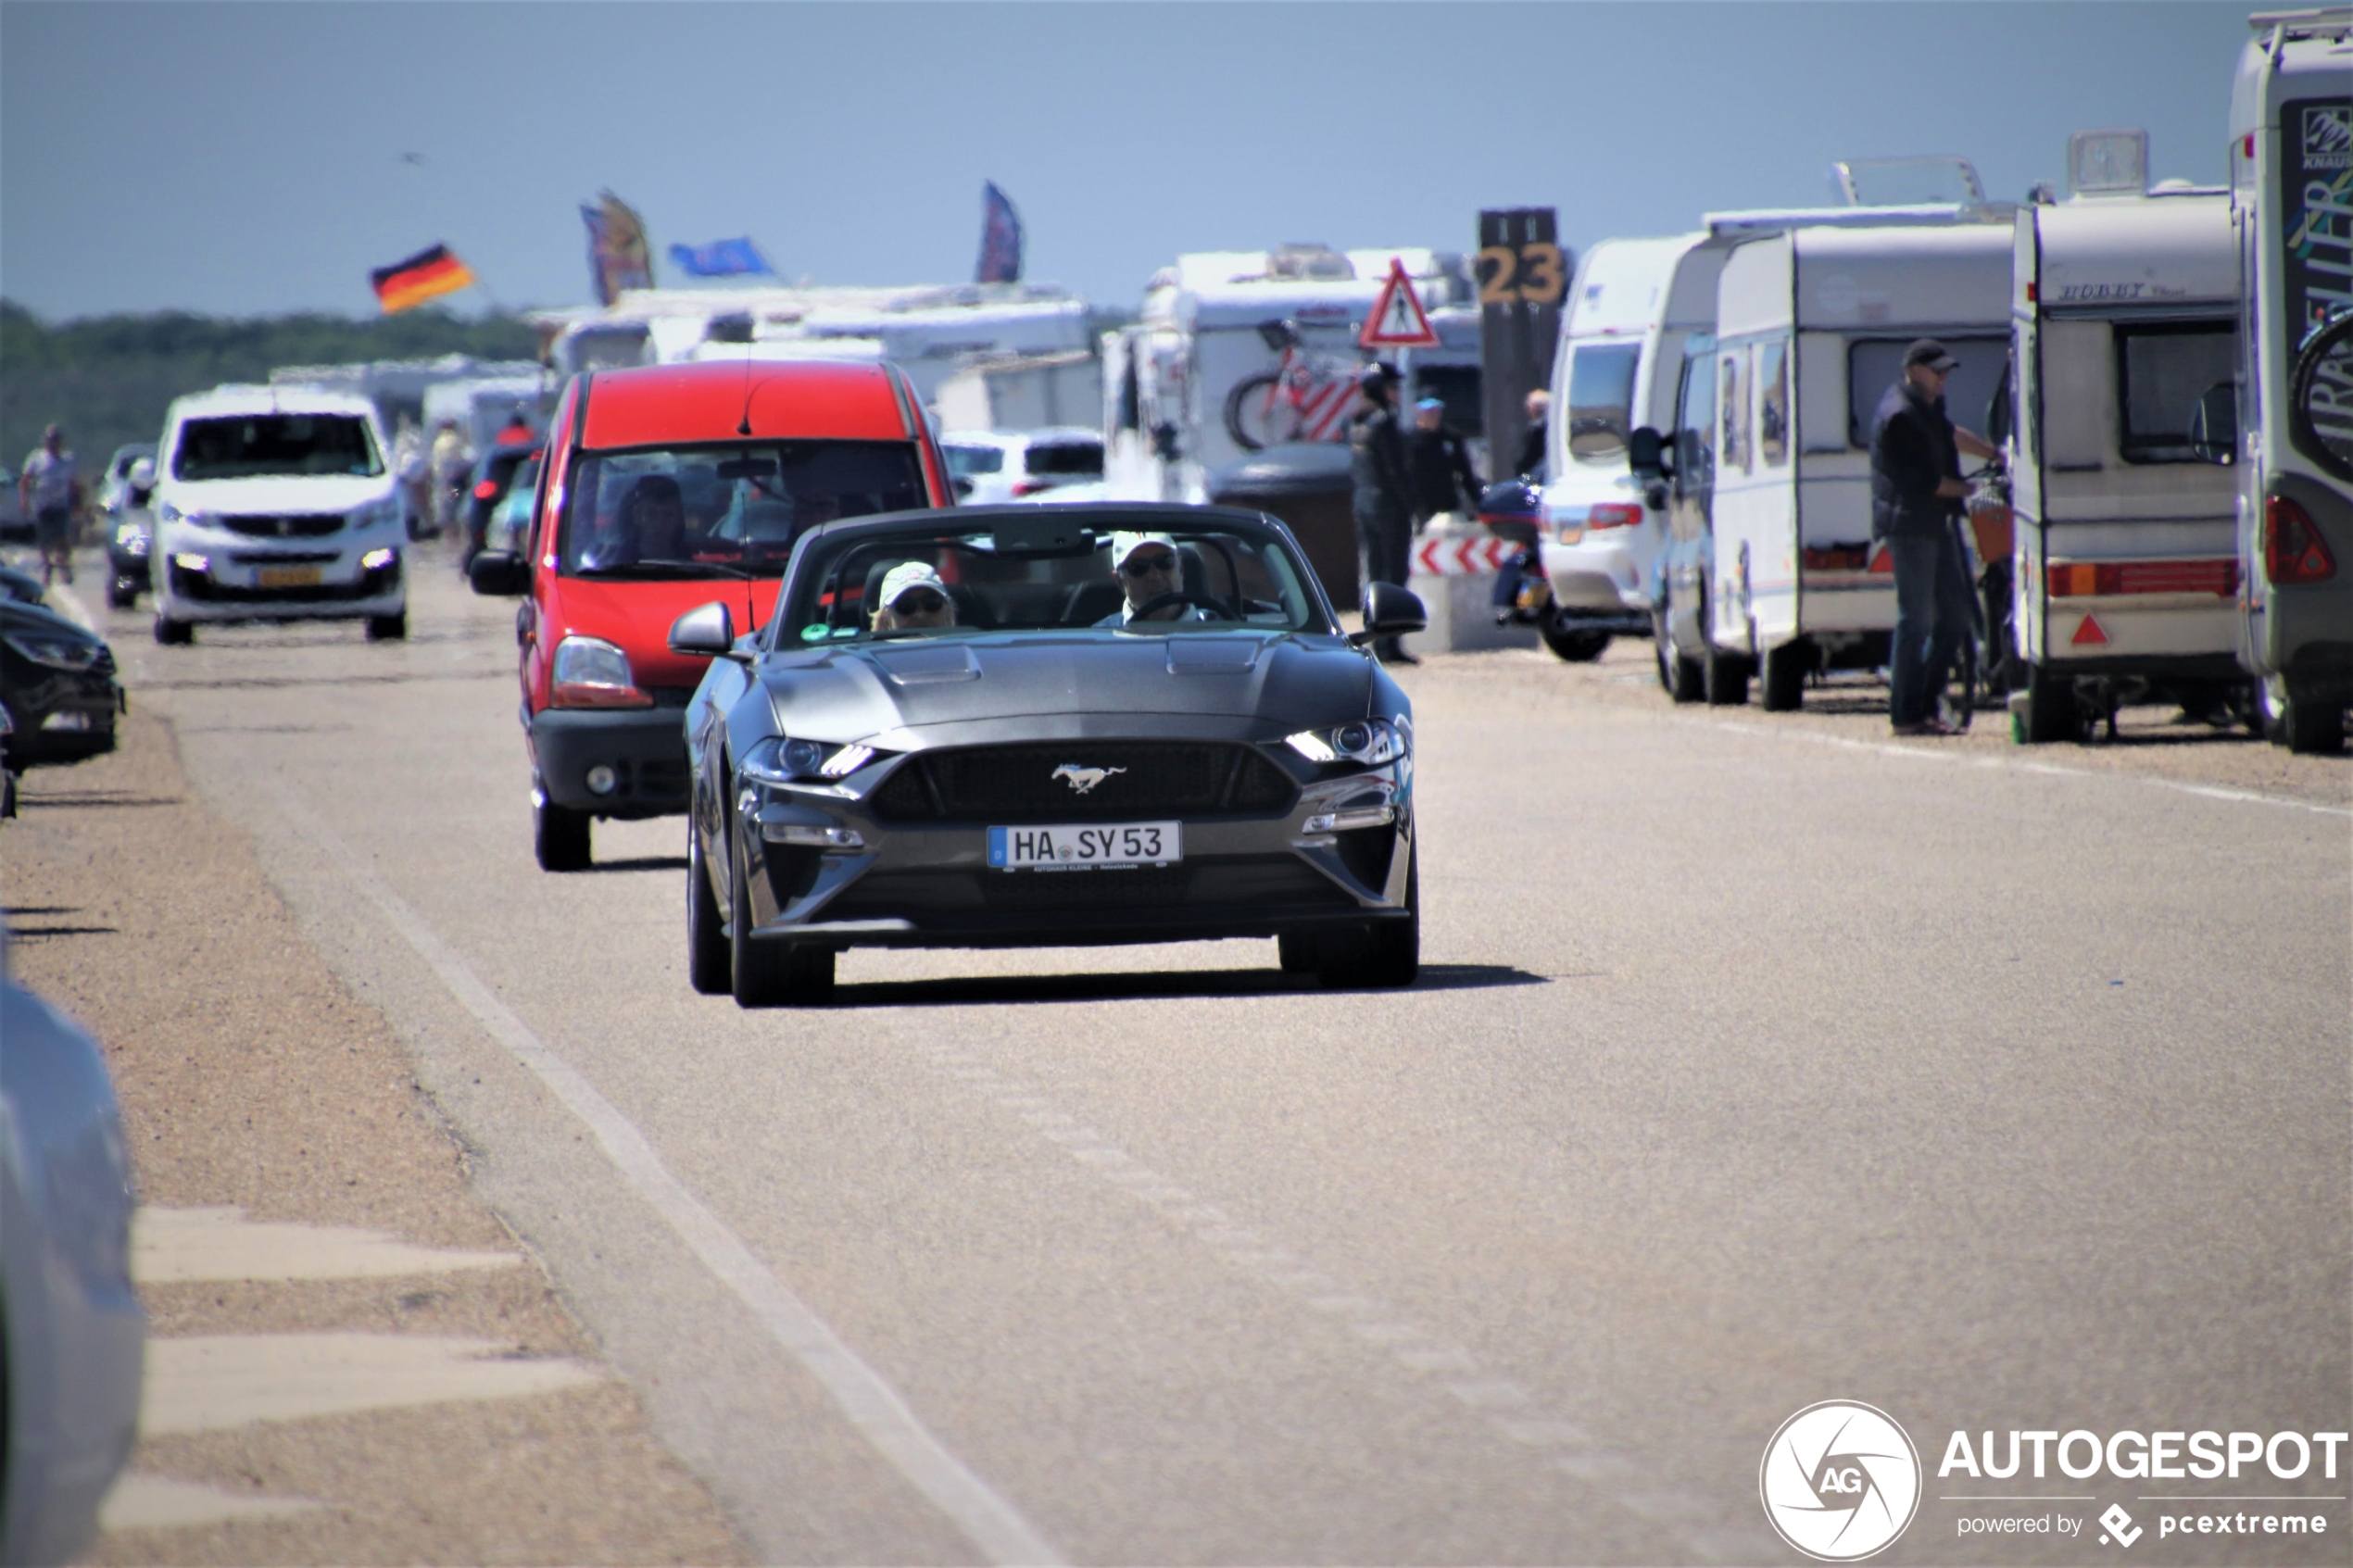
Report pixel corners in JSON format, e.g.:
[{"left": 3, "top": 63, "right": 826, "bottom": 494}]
[
  {"left": 1285, "top": 718, "right": 1407, "bottom": 766},
  {"left": 548, "top": 635, "right": 650, "bottom": 709}
]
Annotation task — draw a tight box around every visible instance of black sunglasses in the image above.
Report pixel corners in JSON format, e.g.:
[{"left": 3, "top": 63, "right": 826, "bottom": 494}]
[
  {"left": 1120, "top": 553, "right": 1178, "bottom": 577},
  {"left": 892, "top": 590, "right": 948, "bottom": 613}
]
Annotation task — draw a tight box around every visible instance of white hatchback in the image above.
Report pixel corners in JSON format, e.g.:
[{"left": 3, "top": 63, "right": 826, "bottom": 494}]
[
  {"left": 150, "top": 385, "right": 408, "bottom": 644},
  {"left": 940, "top": 428, "right": 1106, "bottom": 505}
]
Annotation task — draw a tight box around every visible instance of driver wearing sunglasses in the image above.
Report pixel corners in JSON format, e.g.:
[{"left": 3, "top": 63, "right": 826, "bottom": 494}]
[
  {"left": 871, "top": 559, "right": 958, "bottom": 632},
  {"left": 1101, "top": 530, "right": 1209, "bottom": 625}
]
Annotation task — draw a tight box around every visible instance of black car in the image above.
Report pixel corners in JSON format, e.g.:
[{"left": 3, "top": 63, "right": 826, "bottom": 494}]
[
  {"left": 673, "top": 503, "right": 1427, "bottom": 1007},
  {"left": 0, "top": 565, "right": 45, "bottom": 607},
  {"left": 459, "top": 441, "right": 542, "bottom": 566},
  {"left": 0, "top": 601, "right": 120, "bottom": 768}
]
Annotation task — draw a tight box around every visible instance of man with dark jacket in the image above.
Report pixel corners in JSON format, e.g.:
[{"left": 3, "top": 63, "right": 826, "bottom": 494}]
[
  {"left": 1871, "top": 339, "right": 1997, "bottom": 734},
  {"left": 1513, "top": 388, "right": 1551, "bottom": 481},
  {"left": 1407, "top": 396, "right": 1483, "bottom": 525},
  {"left": 1350, "top": 362, "right": 1416, "bottom": 663}
]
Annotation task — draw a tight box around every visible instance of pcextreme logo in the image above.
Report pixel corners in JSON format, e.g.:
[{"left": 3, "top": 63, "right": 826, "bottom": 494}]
[{"left": 1761, "top": 1400, "right": 1923, "bottom": 1561}]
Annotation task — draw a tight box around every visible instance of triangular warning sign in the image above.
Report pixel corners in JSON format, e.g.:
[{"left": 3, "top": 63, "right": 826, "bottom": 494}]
[
  {"left": 2070, "top": 614, "right": 2109, "bottom": 646},
  {"left": 1360, "top": 258, "right": 1441, "bottom": 349}
]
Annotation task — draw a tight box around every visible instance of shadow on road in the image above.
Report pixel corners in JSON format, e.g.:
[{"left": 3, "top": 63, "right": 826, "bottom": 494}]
[
  {"left": 581, "top": 856, "right": 689, "bottom": 874},
  {"left": 17, "top": 790, "right": 184, "bottom": 809},
  {"left": 830, "top": 960, "right": 1546, "bottom": 1010},
  {"left": 6, "top": 922, "right": 119, "bottom": 939}
]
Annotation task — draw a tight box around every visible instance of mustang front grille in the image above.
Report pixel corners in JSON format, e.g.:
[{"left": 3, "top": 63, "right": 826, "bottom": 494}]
[{"left": 870, "top": 742, "right": 1297, "bottom": 823}]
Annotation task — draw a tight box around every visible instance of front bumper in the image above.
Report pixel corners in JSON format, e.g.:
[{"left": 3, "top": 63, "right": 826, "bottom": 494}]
[
  {"left": 730, "top": 737, "right": 1414, "bottom": 949},
  {"left": 1541, "top": 533, "right": 1655, "bottom": 615},
  {"left": 158, "top": 545, "right": 403, "bottom": 623},
  {"left": 1, "top": 676, "right": 122, "bottom": 768},
  {"left": 530, "top": 702, "right": 690, "bottom": 818}
]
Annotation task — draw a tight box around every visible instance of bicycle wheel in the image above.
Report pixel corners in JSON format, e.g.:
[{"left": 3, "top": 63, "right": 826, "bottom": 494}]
[
  {"left": 1944, "top": 633, "right": 1978, "bottom": 732},
  {"left": 1224, "top": 372, "right": 1285, "bottom": 452}
]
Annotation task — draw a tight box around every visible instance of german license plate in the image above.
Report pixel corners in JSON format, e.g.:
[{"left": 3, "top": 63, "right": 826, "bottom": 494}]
[
  {"left": 258, "top": 565, "right": 322, "bottom": 588},
  {"left": 988, "top": 822, "right": 1181, "bottom": 870}
]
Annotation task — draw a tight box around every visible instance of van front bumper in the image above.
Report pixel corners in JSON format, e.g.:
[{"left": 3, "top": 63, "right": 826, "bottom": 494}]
[{"left": 529, "top": 704, "right": 691, "bottom": 819}]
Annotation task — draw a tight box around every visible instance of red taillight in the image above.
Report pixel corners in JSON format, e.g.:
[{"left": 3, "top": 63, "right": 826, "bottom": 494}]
[
  {"left": 2266, "top": 495, "right": 2338, "bottom": 584},
  {"left": 1587, "top": 502, "right": 1643, "bottom": 530},
  {"left": 473, "top": 480, "right": 498, "bottom": 500},
  {"left": 2025, "top": 282, "right": 2038, "bottom": 303},
  {"left": 1012, "top": 480, "right": 1052, "bottom": 497},
  {"left": 2047, "top": 559, "right": 2239, "bottom": 597}
]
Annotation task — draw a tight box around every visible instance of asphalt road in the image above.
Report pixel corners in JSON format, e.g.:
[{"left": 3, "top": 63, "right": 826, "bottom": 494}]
[{"left": 36, "top": 546, "right": 2353, "bottom": 1564}]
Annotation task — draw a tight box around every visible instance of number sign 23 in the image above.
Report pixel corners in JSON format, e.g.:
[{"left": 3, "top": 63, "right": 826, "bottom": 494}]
[{"left": 1477, "top": 241, "right": 1566, "bottom": 307}]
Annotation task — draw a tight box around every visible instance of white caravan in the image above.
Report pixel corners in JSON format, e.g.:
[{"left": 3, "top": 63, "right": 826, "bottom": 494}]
[
  {"left": 2229, "top": 9, "right": 2353, "bottom": 753},
  {"left": 2008, "top": 162, "right": 2243, "bottom": 742},
  {"left": 1705, "top": 220, "right": 2015, "bottom": 709},
  {"left": 1101, "top": 245, "right": 1480, "bottom": 505}
]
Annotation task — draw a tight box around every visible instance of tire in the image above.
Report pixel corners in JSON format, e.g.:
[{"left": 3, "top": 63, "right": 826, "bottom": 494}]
[
  {"left": 2010, "top": 664, "right": 2082, "bottom": 745},
  {"left": 535, "top": 796, "right": 592, "bottom": 872},
  {"left": 1541, "top": 624, "right": 1610, "bottom": 662},
  {"left": 1223, "top": 371, "right": 1284, "bottom": 452},
  {"left": 686, "top": 819, "right": 731, "bottom": 996},
  {"left": 1276, "top": 932, "right": 1318, "bottom": 973},
  {"left": 1703, "top": 647, "right": 1748, "bottom": 706},
  {"left": 1655, "top": 607, "right": 1704, "bottom": 703},
  {"left": 1317, "top": 847, "right": 1419, "bottom": 989},
  {"left": 1759, "top": 638, "right": 1808, "bottom": 711},
  {"left": 365, "top": 610, "right": 408, "bottom": 642},
  {"left": 729, "top": 827, "right": 834, "bottom": 1008},
  {"left": 152, "top": 613, "right": 192, "bottom": 646},
  {"left": 2277, "top": 683, "right": 2348, "bottom": 756},
  {"left": 1944, "top": 635, "right": 1978, "bottom": 733},
  {"left": 106, "top": 578, "right": 137, "bottom": 610}
]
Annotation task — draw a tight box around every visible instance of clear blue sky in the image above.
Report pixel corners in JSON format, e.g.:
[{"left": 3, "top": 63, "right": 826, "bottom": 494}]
[{"left": 1, "top": 2, "right": 2254, "bottom": 321}]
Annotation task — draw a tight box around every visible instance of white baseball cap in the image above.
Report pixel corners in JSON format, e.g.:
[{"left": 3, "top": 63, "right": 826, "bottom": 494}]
[
  {"left": 878, "top": 559, "right": 948, "bottom": 608},
  {"left": 1111, "top": 531, "right": 1177, "bottom": 569}
]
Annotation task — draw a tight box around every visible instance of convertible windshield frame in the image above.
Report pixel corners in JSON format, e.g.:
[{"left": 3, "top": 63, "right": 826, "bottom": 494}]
[{"left": 766, "top": 508, "right": 1340, "bottom": 649}]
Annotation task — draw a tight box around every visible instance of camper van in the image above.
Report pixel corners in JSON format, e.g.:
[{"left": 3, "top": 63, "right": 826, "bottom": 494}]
[
  {"left": 1101, "top": 245, "right": 1481, "bottom": 506},
  {"left": 1702, "top": 220, "right": 2014, "bottom": 709},
  {"left": 2007, "top": 158, "right": 2244, "bottom": 742},
  {"left": 2229, "top": 9, "right": 2353, "bottom": 753}
]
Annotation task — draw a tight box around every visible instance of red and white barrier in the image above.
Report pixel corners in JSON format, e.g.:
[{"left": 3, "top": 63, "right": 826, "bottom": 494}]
[{"left": 1410, "top": 536, "right": 1518, "bottom": 577}]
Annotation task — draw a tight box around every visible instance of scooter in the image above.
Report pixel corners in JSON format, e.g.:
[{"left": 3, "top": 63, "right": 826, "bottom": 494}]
[{"left": 1477, "top": 479, "right": 1553, "bottom": 628}]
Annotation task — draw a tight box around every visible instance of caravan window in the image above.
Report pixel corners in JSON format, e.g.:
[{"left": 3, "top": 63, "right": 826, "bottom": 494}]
[
  {"left": 1846, "top": 336, "right": 2007, "bottom": 447},
  {"left": 2115, "top": 321, "right": 2236, "bottom": 463},
  {"left": 1759, "top": 341, "right": 1791, "bottom": 467},
  {"left": 1719, "top": 350, "right": 1751, "bottom": 473},
  {"left": 1675, "top": 342, "right": 1718, "bottom": 492},
  {"left": 1565, "top": 342, "right": 1642, "bottom": 462}
]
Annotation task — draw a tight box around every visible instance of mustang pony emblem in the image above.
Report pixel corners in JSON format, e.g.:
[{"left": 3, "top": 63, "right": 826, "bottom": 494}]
[{"left": 1052, "top": 764, "right": 1126, "bottom": 796}]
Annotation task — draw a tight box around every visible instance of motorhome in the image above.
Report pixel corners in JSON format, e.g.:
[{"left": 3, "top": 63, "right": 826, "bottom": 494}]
[
  {"left": 1702, "top": 218, "right": 2015, "bottom": 709},
  {"left": 1100, "top": 245, "right": 1480, "bottom": 506},
  {"left": 2229, "top": 8, "right": 2353, "bottom": 753},
  {"left": 2007, "top": 146, "right": 2243, "bottom": 742}
]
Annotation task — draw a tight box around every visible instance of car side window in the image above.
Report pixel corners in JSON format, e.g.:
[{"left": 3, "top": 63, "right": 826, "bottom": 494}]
[
  {"left": 1677, "top": 344, "right": 1718, "bottom": 494},
  {"left": 1720, "top": 350, "right": 1751, "bottom": 473},
  {"left": 1759, "top": 340, "right": 1791, "bottom": 468}
]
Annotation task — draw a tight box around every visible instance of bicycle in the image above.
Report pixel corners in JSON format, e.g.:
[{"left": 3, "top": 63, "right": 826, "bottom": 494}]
[
  {"left": 1224, "top": 320, "right": 1363, "bottom": 451},
  {"left": 1938, "top": 460, "right": 2015, "bottom": 732}
]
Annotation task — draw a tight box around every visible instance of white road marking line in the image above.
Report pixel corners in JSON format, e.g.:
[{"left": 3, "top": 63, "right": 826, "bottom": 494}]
[
  {"left": 1698, "top": 718, "right": 2351, "bottom": 817},
  {"left": 133, "top": 1205, "right": 520, "bottom": 1284},
  {"left": 101, "top": 1474, "right": 327, "bottom": 1532},
  {"left": 265, "top": 790, "right": 1065, "bottom": 1568},
  {"left": 142, "top": 1333, "right": 602, "bottom": 1434}
]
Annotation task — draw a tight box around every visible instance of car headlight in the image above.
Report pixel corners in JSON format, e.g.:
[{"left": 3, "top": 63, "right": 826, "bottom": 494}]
[
  {"left": 548, "top": 635, "right": 649, "bottom": 709},
  {"left": 740, "top": 737, "right": 876, "bottom": 785},
  {"left": 171, "top": 552, "right": 210, "bottom": 574},
  {"left": 158, "top": 502, "right": 210, "bottom": 528},
  {"left": 4, "top": 631, "right": 105, "bottom": 671},
  {"left": 1285, "top": 718, "right": 1407, "bottom": 766}
]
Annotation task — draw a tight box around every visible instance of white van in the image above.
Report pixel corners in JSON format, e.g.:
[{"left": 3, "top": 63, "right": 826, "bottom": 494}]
[
  {"left": 150, "top": 385, "right": 408, "bottom": 645},
  {"left": 1534, "top": 234, "right": 1725, "bottom": 660},
  {"left": 1705, "top": 220, "right": 2015, "bottom": 708},
  {"left": 2008, "top": 168, "right": 2243, "bottom": 741},
  {"left": 2229, "top": 9, "right": 2353, "bottom": 753}
]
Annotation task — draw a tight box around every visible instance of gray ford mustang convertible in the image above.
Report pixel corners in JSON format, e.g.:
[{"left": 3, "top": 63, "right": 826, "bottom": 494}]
[{"left": 671, "top": 503, "right": 1428, "bottom": 1007}]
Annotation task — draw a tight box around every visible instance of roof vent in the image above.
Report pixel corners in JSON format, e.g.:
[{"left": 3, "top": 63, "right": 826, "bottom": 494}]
[
  {"left": 2067, "top": 129, "right": 2149, "bottom": 199},
  {"left": 1267, "top": 245, "right": 1355, "bottom": 282}
]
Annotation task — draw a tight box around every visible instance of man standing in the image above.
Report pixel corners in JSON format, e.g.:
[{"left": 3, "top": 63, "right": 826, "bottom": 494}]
[
  {"left": 1406, "top": 395, "right": 1482, "bottom": 527},
  {"left": 19, "top": 425, "right": 81, "bottom": 586},
  {"left": 1871, "top": 340, "right": 1997, "bottom": 735},
  {"left": 1513, "top": 387, "right": 1551, "bottom": 481},
  {"left": 1349, "top": 363, "right": 1416, "bottom": 664}
]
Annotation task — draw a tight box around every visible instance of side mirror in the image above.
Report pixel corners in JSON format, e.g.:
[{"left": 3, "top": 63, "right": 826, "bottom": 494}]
[
  {"left": 1353, "top": 581, "right": 1428, "bottom": 644},
  {"left": 1628, "top": 425, "right": 1671, "bottom": 479},
  {"left": 668, "top": 600, "right": 740, "bottom": 660},
  {"left": 468, "top": 549, "right": 528, "bottom": 596},
  {"left": 2187, "top": 383, "right": 2237, "bottom": 466}
]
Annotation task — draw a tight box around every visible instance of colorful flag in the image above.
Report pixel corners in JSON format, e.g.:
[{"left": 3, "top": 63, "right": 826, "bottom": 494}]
[
  {"left": 371, "top": 244, "right": 475, "bottom": 313},
  {"left": 668, "top": 237, "right": 774, "bottom": 278},
  {"left": 976, "top": 181, "right": 1023, "bottom": 284},
  {"left": 581, "top": 190, "right": 654, "bottom": 305}
]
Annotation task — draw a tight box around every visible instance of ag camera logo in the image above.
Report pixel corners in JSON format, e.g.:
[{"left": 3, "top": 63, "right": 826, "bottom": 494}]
[{"left": 1761, "top": 1400, "right": 1922, "bottom": 1561}]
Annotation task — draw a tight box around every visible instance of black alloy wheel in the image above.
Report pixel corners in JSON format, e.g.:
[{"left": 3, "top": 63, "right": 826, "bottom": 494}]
[
  {"left": 535, "top": 792, "right": 592, "bottom": 872},
  {"left": 686, "top": 818, "right": 731, "bottom": 996},
  {"left": 1314, "top": 846, "right": 1419, "bottom": 989},
  {"left": 729, "top": 823, "right": 834, "bottom": 1008},
  {"left": 1541, "top": 624, "right": 1610, "bottom": 662}
]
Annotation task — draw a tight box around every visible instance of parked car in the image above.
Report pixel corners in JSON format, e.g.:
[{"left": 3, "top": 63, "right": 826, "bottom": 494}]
[
  {"left": 468, "top": 358, "right": 955, "bottom": 871},
  {"left": 459, "top": 439, "right": 543, "bottom": 566},
  {"left": 0, "top": 600, "right": 120, "bottom": 767},
  {"left": 673, "top": 503, "right": 1427, "bottom": 1006},
  {"left": 0, "top": 957, "right": 145, "bottom": 1567},
  {"left": 94, "top": 442, "right": 156, "bottom": 516},
  {"left": 941, "top": 428, "right": 1106, "bottom": 503},
  {"left": 149, "top": 383, "right": 409, "bottom": 645}
]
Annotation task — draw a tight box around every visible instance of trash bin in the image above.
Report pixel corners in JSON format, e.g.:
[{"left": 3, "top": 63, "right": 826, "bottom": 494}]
[{"left": 1206, "top": 443, "right": 1359, "bottom": 611}]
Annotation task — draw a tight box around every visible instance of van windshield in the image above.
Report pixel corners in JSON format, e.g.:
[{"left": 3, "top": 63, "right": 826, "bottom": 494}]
[
  {"left": 560, "top": 440, "right": 924, "bottom": 579},
  {"left": 1565, "top": 343, "right": 1642, "bottom": 463},
  {"left": 1847, "top": 337, "right": 2008, "bottom": 447},
  {"left": 173, "top": 415, "right": 384, "bottom": 481}
]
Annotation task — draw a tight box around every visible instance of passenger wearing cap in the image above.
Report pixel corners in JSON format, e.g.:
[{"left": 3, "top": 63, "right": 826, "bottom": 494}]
[
  {"left": 871, "top": 559, "right": 957, "bottom": 632},
  {"left": 1406, "top": 394, "right": 1483, "bottom": 527},
  {"left": 1869, "top": 338, "right": 2001, "bottom": 735},
  {"left": 1098, "top": 531, "right": 1209, "bottom": 626}
]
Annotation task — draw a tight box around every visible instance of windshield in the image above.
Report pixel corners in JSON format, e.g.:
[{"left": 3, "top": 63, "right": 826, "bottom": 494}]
[
  {"left": 1026, "top": 442, "right": 1104, "bottom": 478},
  {"left": 775, "top": 513, "right": 1329, "bottom": 646},
  {"left": 173, "top": 414, "right": 384, "bottom": 480},
  {"left": 944, "top": 444, "right": 1005, "bottom": 478},
  {"left": 1565, "top": 342, "right": 1642, "bottom": 463},
  {"left": 560, "top": 440, "right": 925, "bottom": 578}
]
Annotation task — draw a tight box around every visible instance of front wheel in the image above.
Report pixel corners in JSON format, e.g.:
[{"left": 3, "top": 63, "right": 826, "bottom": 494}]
[
  {"left": 1541, "top": 624, "right": 1610, "bottom": 662},
  {"left": 686, "top": 820, "right": 731, "bottom": 996},
  {"left": 535, "top": 795, "right": 592, "bottom": 872},
  {"left": 730, "top": 828, "right": 835, "bottom": 1008},
  {"left": 1316, "top": 846, "right": 1418, "bottom": 989},
  {"left": 1223, "top": 371, "right": 1285, "bottom": 452},
  {"left": 1654, "top": 607, "right": 1703, "bottom": 702},
  {"left": 2265, "top": 679, "right": 2348, "bottom": 755},
  {"left": 365, "top": 610, "right": 408, "bottom": 642},
  {"left": 1759, "top": 638, "right": 1808, "bottom": 711},
  {"left": 153, "top": 613, "right": 192, "bottom": 646}
]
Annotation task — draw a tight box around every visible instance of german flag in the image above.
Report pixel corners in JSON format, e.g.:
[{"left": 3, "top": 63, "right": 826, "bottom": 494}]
[{"left": 371, "top": 244, "right": 475, "bottom": 313}]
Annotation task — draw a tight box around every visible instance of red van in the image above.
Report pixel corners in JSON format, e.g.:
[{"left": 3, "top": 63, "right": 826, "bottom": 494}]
[{"left": 470, "top": 359, "right": 951, "bottom": 870}]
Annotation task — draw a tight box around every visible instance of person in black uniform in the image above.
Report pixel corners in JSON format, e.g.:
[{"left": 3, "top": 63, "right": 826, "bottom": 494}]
[
  {"left": 1406, "top": 396, "right": 1483, "bottom": 526},
  {"left": 1349, "top": 362, "right": 1416, "bottom": 664}
]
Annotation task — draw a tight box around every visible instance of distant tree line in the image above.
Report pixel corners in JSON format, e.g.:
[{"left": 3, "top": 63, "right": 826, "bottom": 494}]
[{"left": 1, "top": 299, "right": 539, "bottom": 477}]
